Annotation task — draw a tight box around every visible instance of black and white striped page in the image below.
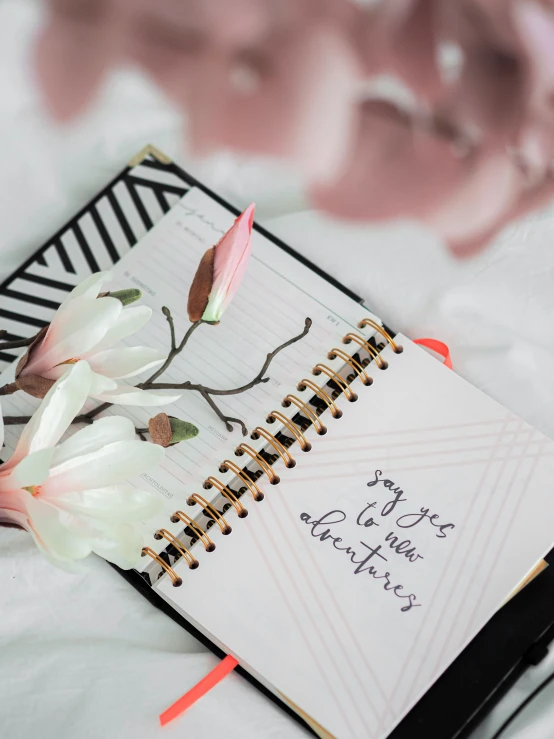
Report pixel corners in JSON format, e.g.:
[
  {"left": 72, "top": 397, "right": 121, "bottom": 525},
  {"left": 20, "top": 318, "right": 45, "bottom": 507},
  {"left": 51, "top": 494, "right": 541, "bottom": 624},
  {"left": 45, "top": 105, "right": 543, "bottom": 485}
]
[{"left": 0, "top": 154, "right": 188, "bottom": 370}]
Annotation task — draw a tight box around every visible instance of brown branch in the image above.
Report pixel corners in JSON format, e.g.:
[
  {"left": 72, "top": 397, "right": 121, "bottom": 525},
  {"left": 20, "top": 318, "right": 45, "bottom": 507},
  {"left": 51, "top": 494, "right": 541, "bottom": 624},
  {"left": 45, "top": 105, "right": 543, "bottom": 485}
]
[
  {"left": 0, "top": 382, "right": 19, "bottom": 396},
  {"left": 0, "top": 333, "right": 40, "bottom": 351},
  {"left": 80, "top": 316, "right": 311, "bottom": 436},
  {"left": 2, "top": 415, "right": 32, "bottom": 425},
  {"left": 141, "top": 313, "right": 201, "bottom": 387},
  {"left": 144, "top": 317, "right": 313, "bottom": 396},
  {"left": 199, "top": 389, "right": 247, "bottom": 436}
]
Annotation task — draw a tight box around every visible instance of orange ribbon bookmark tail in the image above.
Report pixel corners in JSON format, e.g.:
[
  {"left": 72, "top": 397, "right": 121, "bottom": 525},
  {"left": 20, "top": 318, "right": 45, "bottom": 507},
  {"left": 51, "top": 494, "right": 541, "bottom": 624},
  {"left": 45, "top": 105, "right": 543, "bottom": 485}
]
[
  {"left": 413, "top": 338, "right": 452, "bottom": 369},
  {"left": 160, "top": 655, "right": 239, "bottom": 727}
]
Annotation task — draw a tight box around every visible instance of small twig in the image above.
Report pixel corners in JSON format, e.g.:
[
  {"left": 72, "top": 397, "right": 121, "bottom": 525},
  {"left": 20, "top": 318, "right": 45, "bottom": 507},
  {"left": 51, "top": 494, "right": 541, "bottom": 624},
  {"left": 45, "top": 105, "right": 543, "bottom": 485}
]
[
  {"left": 0, "top": 382, "right": 19, "bottom": 397},
  {"left": 2, "top": 415, "right": 32, "bottom": 425},
  {"left": 199, "top": 389, "right": 247, "bottom": 436},
  {"left": 164, "top": 307, "right": 177, "bottom": 352},
  {"left": 0, "top": 333, "right": 39, "bottom": 351},
  {"left": 144, "top": 318, "right": 313, "bottom": 396},
  {"left": 141, "top": 314, "right": 201, "bottom": 387}
]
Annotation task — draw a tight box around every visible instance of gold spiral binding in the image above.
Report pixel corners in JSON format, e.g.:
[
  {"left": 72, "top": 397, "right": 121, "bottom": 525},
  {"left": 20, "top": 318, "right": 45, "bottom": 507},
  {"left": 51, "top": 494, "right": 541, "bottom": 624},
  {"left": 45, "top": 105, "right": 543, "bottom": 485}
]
[
  {"left": 357, "top": 318, "right": 403, "bottom": 353},
  {"left": 187, "top": 493, "right": 232, "bottom": 535},
  {"left": 204, "top": 476, "right": 248, "bottom": 517},
  {"left": 312, "top": 363, "right": 358, "bottom": 402},
  {"left": 251, "top": 426, "right": 296, "bottom": 468},
  {"left": 327, "top": 348, "right": 372, "bottom": 386},
  {"left": 282, "top": 394, "right": 327, "bottom": 435},
  {"left": 218, "top": 459, "right": 264, "bottom": 501},
  {"left": 297, "top": 378, "right": 343, "bottom": 419},
  {"left": 147, "top": 313, "right": 401, "bottom": 585},
  {"left": 154, "top": 529, "right": 199, "bottom": 569},
  {"left": 342, "top": 332, "right": 388, "bottom": 369},
  {"left": 266, "top": 411, "right": 312, "bottom": 452},
  {"left": 170, "top": 510, "right": 216, "bottom": 551},
  {"left": 235, "top": 443, "right": 280, "bottom": 484},
  {"left": 141, "top": 547, "right": 182, "bottom": 586}
]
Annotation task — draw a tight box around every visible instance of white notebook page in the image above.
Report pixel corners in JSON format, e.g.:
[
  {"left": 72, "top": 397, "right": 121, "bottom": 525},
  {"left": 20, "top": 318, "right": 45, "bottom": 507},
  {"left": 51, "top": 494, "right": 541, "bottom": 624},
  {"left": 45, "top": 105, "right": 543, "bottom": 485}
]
[
  {"left": 156, "top": 337, "right": 554, "bottom": 739},
  {"left": 0, "top": 187, "right": 379, "bottom": 563}
]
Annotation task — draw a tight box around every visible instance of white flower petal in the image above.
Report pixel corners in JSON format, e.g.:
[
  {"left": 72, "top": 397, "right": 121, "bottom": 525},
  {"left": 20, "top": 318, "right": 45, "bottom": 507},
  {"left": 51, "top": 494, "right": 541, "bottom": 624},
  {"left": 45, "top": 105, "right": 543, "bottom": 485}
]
[
  {"left": 89, "top": 372, "right": 118, "bottom": 395},
  {"left": 52, "top": 416, "right": 136, "bottom": 468},
  {"left": 41, "top": 369, "right": 118, "bottom": 396},
  {"left": 63, "top": 271, "right": 111, "bottom": 304},
  {"left": 8, "top": 448, "right": 54, "bottom": 488},
  {"left": 92, "top": 386, "right": 181, "bottom": 406},
  {"left": 85, "top": 305, "right": 152, "bottom": 355},
  {"left": 26, "top": 296, "right": 122, "bottom": 375},
  {"left": 44, "top": 439, "right": 165, "bottom": 493},
  {"left": 27, "top": 526, "right": 89, "bottom": 573},
  {"left": 55, "top": 484, "right": 162, "bottom": 522},
  {"left": 87, "top": 347, "right": 165, "bottom": 379},
  {"left": 25, "top": 495, "right": 92, "bottom": 560},
  {"left": 12, "top": 361, "right": 92, "bottom": 463},
  {"left": 88, "top": 520, "right": 143, "bottom": 570}
]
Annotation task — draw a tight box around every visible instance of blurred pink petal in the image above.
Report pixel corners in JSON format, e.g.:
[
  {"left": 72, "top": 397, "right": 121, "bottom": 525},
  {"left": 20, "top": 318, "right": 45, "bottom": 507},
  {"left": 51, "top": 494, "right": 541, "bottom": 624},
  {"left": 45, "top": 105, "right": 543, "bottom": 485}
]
[
  {"left": 184, "top": 24, "right": 361, "bottom": 183},
  {"left": 449, "top": 174, "right": 554, "bottom": 258},
  {"left": 424, "top": 148, "right": 521, "bottom": 248},
  {"left": 441, "top": 44, "right": 522, "bottom": 140},
  {"left": 197, "top": 0, "right": 268, "bottom": 46},
  {"left": 310, "top": 101, "right": 464, "bottom": 221},
  {"left": 34, "top": 16, "right": 117, "bottom": 121},
  {"left": 389, "top": 0, "right": 442, "bottom": 99}
]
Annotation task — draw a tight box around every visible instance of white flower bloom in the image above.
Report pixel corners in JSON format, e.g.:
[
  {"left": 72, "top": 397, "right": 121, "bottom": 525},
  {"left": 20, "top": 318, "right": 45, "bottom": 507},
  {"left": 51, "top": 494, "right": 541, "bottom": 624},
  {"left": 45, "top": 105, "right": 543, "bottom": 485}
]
[
  {"left": 16, "top": 271, "right": 180, "bottom": 406},
  {"left": 0, "top": 361, "right": 164, "bottom": 571}
]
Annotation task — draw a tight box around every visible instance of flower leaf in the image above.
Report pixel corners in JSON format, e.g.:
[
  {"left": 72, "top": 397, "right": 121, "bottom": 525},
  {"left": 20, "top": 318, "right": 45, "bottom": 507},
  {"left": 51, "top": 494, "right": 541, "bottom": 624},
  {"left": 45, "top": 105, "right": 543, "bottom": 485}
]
[
  {"left": 169, "top": 417, "right": 199, "bottom": 443},
  {"left": 106, "top": 288, "right": 142, "bottom": 306}
]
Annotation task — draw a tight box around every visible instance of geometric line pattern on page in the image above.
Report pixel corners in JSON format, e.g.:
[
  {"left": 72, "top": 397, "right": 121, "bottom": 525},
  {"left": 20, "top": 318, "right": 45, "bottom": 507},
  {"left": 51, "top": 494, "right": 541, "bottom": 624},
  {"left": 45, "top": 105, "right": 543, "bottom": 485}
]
[
  {"left": 288, "top": 420, "right": 550, "bottom": 485},
  {"left": 0, "top": 154, "right": 188, "bottom": 370},
  {"left": 390, "top": 424, "right": 546, "bottom": 727},
  {"left": 375, "top": 416, "right": 537, "bottom": 732},
  {"left": 460, "top": 433, "right": 548, "bottom": 640},
  {"left": 274, "top": 417, "right": 543, "bottom": 732}
]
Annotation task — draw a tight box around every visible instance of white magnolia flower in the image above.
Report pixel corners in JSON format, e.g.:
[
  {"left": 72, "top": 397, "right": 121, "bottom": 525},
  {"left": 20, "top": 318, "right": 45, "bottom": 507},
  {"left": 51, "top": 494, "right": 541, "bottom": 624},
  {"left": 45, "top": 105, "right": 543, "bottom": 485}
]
[
  {"left": 0, "top": 361, "right": 164, "bottom": 571},
  {"left": 15, "top": 271, "right": 180, "bottom": 406}
]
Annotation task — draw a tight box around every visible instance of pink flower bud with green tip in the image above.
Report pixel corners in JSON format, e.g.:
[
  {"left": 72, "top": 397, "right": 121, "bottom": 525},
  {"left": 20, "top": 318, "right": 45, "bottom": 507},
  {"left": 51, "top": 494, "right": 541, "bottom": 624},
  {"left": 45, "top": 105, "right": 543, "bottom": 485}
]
[{"left": 187, "top": 203, "right": 255, "bottom": 323}]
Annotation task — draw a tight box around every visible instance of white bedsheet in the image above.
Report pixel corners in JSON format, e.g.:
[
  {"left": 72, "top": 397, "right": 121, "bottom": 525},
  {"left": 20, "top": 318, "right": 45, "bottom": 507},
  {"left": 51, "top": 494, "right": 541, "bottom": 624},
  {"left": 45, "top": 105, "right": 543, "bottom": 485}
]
[{"left": 2, "top": 2, "right": 554, "bottom": 738}]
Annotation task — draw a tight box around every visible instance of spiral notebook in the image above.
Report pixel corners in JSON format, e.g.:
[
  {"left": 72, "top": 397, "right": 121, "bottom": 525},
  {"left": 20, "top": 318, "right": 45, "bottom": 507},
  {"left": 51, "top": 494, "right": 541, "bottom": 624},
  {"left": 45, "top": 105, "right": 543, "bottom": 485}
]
[{"left": 2, "top": 147, "right": 554, "bottom": 739}]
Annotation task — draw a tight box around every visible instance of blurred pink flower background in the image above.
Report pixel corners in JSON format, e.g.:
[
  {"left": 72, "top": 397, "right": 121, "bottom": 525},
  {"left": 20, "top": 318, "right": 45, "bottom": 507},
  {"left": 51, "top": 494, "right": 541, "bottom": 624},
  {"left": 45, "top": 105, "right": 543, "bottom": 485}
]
[{"left": 35, "top": 0, "right": 554, "bottom": 258}]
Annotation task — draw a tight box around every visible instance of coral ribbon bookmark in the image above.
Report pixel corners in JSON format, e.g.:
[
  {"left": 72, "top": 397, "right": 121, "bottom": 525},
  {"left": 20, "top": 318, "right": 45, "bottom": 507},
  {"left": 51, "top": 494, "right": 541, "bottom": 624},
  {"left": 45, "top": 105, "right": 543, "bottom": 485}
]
[
  {"left": 160, "top": 655, "right": 238, "bottom": 726},
  {"left": 413, "top": 337, "right": 452, "bottom": 369}
]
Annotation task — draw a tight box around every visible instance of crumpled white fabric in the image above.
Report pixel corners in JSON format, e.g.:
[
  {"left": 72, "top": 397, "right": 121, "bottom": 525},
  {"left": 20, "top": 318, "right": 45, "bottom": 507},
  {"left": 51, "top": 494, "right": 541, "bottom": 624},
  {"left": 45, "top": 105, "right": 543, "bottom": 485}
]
[{"left": 2, "top": 2, "right": 554, "bottom": 739}]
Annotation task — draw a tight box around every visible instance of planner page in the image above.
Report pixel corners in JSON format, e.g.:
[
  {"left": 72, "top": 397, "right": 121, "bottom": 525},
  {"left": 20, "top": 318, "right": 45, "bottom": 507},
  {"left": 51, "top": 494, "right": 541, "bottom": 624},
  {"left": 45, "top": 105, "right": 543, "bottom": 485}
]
[
  {"left": 156, "top": 337, "right": 554, "bottom": 739},
  {"left": 0, "top": 187, "right": 378, "bottom": 564}
]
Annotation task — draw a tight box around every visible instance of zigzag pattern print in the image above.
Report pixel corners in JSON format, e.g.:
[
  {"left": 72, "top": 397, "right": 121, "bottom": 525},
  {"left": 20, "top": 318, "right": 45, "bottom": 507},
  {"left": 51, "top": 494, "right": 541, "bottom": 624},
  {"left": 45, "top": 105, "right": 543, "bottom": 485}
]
[{"left": 0, "top": 155, "right": 189, "bottom": 370}]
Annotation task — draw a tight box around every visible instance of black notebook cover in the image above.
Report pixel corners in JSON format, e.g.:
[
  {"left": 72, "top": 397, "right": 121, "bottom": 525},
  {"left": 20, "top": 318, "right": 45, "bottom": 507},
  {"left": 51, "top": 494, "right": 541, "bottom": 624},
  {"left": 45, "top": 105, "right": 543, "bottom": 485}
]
[{"left": 2, "top": 144, "right": 553, "bottom": 739}]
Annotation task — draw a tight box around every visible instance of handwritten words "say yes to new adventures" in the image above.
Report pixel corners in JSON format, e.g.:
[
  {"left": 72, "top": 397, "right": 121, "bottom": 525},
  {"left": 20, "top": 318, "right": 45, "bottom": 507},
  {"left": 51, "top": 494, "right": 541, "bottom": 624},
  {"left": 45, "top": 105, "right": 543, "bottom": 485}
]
[
  {"left": 299, "top": 509, "right": 421, "bottom": 613},
  {"left": 299, "top": 471, "right": 457, "bottom": 613},
  {"left": 367, "top": 470, "right": 456, "bottom": 539}
]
